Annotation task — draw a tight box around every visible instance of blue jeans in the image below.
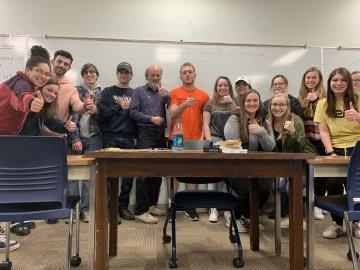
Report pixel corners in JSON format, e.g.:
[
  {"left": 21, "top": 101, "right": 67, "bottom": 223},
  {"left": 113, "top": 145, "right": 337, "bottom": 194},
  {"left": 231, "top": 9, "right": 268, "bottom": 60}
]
[
  {"left": 68, "top": 135, "right": 102, "bottom": 213},
  {"left": 102, "top": 135, "right": 136, "bottom": 210}
]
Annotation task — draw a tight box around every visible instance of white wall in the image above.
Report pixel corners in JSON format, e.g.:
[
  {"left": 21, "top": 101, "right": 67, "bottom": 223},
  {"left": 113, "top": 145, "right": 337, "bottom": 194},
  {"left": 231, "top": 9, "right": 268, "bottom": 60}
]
[{"left": 1, "top": 0, "right": 360, "bottom": 48}]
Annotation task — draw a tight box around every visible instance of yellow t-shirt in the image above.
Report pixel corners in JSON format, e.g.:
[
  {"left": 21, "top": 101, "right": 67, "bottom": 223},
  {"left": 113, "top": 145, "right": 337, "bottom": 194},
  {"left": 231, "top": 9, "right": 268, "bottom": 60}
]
[{"left": 314, "top": 98, "right": 360, "bottom": 148}]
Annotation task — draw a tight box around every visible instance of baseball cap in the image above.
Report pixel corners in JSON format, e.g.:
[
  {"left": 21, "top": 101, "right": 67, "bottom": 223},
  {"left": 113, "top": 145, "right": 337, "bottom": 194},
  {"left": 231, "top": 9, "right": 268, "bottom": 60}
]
[
  {"left": 235, "top": 76, "right": 251, "bottom": 85},
  {"left": 117, "top": 62, "right": 133, "bottom": 73}
]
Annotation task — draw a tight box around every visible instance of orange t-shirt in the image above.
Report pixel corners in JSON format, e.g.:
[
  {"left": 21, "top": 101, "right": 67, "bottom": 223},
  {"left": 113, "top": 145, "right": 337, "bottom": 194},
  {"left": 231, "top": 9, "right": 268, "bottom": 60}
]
[{"left": 169, "top": 87, "right": 209, "bottom": 139}]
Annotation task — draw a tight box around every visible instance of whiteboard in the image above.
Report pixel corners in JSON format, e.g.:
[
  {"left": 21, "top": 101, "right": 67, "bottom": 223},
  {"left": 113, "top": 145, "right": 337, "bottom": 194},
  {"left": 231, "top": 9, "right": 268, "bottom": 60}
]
[
  {"left": 323, "top": 48, "right": 360, "bottom": 80},
  {"left": 2, "top": 36, "right": 322, "bottom": 100},
  {"left": 0, "top": 36, "right": 27, "bottom": 82}
]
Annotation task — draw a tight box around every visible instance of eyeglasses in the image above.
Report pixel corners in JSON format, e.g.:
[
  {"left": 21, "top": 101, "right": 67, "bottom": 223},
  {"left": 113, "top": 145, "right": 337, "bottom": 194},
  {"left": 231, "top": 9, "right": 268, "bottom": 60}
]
[
  {"left": 272, "top": 82, "right": 285, "bottom": 87},
  {"left": 32, "top": 67, "right": 51, "bottom": 78},
  {"left": 84, "top": 70, "right": 97, "bottom": 75},
  {"left": 271, "top": 103, "right": 287, "bottom": 108}
]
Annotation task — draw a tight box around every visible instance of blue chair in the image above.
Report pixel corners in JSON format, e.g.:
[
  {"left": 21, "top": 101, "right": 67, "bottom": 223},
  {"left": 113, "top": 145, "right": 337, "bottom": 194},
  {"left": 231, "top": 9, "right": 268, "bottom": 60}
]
[
  {"left": 314, "top": 140, "right": 360, "bottom": 269},
  {"left": 162, "top": 141, "right": 244, "bottom": 268},
  {"left": 0, "top": 136, "right": 79, "bottom": 270}
]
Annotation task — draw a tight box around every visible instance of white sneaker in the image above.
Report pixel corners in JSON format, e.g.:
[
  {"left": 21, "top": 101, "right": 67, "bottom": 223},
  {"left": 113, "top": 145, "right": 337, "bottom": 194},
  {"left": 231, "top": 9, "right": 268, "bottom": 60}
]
[
  {"left": 242, "top": 218, "right": 264, "bottom": 231},
  {"left": 314, "top": 207, "right": 325, "bottom": 220},
  {"left": 323, "top": 222, "right": 345, "bottom": 239},
  {"left": 235, "top": 219, "right": 248, "bottom": 233},
  {"left": 280, "top": 217, "right": 289, "bottom": 229},
  {"left": 224, "top": 212, "right": 247, "bottom": 233},
  {"left": 353, "top": 222, "right": 360, "bottom": 239},
  {"left": 135, "top": 212, "right": 158, "bottom": 224},
  {"left": 224, "top": 211, "right": 231, "bottom": 227},
  {"left": 0, "top": 235, "right": 20, "bottom": 252},
  {"left": 208, "top": 208, "right": 218, "bottom": 223}
]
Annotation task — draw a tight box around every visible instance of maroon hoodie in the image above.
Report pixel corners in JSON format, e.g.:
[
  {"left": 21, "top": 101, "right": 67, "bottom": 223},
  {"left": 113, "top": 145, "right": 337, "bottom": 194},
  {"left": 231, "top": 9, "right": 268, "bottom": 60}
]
[{"left": 0, "top": 72, "right": 35, "bottom": 135}]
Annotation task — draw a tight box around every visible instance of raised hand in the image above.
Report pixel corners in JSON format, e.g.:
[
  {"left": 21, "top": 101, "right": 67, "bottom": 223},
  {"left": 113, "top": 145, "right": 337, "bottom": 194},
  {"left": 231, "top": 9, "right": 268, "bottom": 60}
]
[
  {"left": 72, "top": 141, "right": 83, "bottom": 153},
  {"left": 345, "top": 101, "right": 360, "bottom": 121},
  {"left": 248, "top": 119, "right": 262, "bottom": 134},
  {"left": 151, "top": 116, "right": 165, "bottom": 126},
  {"left": 30, "top": 90, "right": 44, "bottom": 112},
  {"left": 64, "top": 116, "right": 77, "bottom": 132},
  {"left": 306, "top": 92, "right": 318, "bottom": 102},
  {"left": 84, "top": 93, "right": 97, "bottom": 114},
  {"left": 119, "top": 97, "right": 131, "bottom": 110},
  {"left": 183, "top": 97, "right": 196, "bottom": 107},
  {"left": 284, "top": 115, "right": 296, "bottom": 135},
  {"left": 221, "top": 95, "right": 234, "bottom": 104},
  {"left": 158, "top": 85, "right": 169, "bottom": 97}
]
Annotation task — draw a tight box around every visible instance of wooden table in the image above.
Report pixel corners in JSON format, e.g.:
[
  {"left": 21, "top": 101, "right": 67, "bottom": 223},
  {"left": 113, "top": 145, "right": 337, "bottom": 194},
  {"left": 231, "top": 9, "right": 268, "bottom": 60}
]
[
  {"left": 67, "top": 155, "right": 96, "bottom": 270},
  {"left": 306, "top": 156, "right": 350, "bottom": 270},
  {"left": 86, "top": 150, "right": 313, "bottom": 270}
]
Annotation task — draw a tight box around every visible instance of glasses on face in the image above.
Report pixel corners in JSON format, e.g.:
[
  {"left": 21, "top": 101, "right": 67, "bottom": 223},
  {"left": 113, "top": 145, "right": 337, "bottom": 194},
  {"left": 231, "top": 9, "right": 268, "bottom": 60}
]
[
  {"left": 32, "top": 67, "right": 51, "bottom": 78},
  {"left": 271, "top": 103, "right": 287, "bottom": 108},
  {"left": 84, "top": 70, "right": 96, "bottom": 75},
  {"left": 272, "top": 82, "right": 285, "bottom": 87}
]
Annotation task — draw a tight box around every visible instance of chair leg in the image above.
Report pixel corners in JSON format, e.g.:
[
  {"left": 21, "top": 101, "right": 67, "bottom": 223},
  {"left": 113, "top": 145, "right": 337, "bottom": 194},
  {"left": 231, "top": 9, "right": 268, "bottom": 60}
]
[
  {"left": 0, "top": 222, "right": 12, "bottom": 270},
  {"left": 230, "top": 210, "right": 244, "bottom": 268},
  {"left": 66, "top": 209, "right": 75, "bottom": 270},
  {"left": 70, "top": 203, "right": 82, "bottom": 267},
  {"left": 344, "top": 213, "right": 359, "bottom": 270},
  {"left": 162, "top": 207, "right": 171, "bottom": 244},
  {"left": 169, "top": 207, "right": 178, "bottom": 268}
]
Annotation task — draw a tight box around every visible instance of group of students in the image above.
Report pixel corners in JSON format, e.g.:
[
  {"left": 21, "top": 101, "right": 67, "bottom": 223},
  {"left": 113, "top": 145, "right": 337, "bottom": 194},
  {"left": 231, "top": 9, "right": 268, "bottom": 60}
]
[
  {"left": 1, "top": 44, "right": 360, "bottom": 253},
  {"left": 203, "top": 67, "right": 360, "bottom": 239}
]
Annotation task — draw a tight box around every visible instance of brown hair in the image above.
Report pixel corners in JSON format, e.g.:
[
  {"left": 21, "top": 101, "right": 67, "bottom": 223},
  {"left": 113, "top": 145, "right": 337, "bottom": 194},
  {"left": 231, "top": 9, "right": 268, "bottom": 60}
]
[
  {"left": 41, "top": 78, "right": 59, "bottom": 119},
  {"left": 237, "top": 89, "right": 264, "bottom": 146},
  {"left": 298, "top": 67, "right": 326, "bottom": 118},
  {"left": 326, "top": 68, "right": 357, "bottom": 117},
  {"left": 267, "top": 93, "right": 293, "bottom": 140},
  {"left": 210, "top": 76, "right": 235, "bottom": 109}
]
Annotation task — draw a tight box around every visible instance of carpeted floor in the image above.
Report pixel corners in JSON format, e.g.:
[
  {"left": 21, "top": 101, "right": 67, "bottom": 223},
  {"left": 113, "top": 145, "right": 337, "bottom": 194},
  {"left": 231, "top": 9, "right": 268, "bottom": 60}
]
[{"left": 1, "top": 212, "right": 358, "bottom": 270}]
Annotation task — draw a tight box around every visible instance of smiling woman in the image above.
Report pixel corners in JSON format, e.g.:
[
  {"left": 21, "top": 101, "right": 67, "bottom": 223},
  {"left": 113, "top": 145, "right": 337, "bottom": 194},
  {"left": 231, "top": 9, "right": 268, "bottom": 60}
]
[
  {"left": 0, "top": 45, "right": 51, "bottom": 135},
  {"left": 313, "top": 67, "right": 360, "bottom": 239}
]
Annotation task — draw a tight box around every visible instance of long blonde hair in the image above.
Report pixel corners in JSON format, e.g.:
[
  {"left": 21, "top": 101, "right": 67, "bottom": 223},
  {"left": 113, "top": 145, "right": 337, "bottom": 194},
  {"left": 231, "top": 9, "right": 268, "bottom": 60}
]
[
  {"left": 267, "top": 93, "right": 293, "bottom": 141},
  {"left": 298, "top": 67, "right": 326, "bottom": 118},
  {"left": 238, "top": 89, "right": 264, "bottom": 146}
]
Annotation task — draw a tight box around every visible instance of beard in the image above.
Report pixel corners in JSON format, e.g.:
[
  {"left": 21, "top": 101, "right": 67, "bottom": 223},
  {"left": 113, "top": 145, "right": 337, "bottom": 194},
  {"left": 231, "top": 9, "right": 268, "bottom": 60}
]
[{"left": 54, "top": 66, "right": 67, "bottom": 76}]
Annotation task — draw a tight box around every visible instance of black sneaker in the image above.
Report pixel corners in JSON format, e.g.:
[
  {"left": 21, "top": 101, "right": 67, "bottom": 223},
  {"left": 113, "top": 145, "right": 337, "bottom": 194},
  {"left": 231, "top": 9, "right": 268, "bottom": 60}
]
[
  {"left": 46, "top": 219, "right": 59, "bottom": 224},
  {"left": 119, "top": 208, "right": 135, "bottom": 220},
  {"left": 185, "top": 209, "right": 199, "bottom": 221}
]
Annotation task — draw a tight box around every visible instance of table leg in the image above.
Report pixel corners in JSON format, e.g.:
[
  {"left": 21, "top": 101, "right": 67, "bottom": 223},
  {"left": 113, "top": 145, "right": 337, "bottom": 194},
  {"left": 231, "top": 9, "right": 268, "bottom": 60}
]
[
  {"left": 250, "top": 179, "right": 259, "bottom": 251},
  {"left": 95, "top": 160, "right": 109, "bottom": 269},
  {"left": 109, "top": 179, "right": 119, "bottom": 257},
  {"left": 275, "top": 177, "right": 281, "bottom": 256},
  {"left": 306, "top": 165, "right": 315, "bottom": 270},
  {"left": 87, "top": 165, "right": 96, "bottom": 270},
  {"left": 288, "top": 161, "right": 304, "bottom": 270}
]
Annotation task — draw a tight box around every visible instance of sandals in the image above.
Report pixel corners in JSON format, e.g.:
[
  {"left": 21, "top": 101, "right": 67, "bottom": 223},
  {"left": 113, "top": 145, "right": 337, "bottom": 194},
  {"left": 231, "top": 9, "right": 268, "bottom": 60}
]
[{"left": 10, "top": 220, "right": 36, "bottom": 236}]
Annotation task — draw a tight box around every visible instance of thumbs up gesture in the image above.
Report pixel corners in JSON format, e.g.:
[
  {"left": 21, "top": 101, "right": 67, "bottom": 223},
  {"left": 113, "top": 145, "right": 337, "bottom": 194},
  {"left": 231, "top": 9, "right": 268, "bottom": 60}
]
[
  {"left": 221, "top": 95, "right": 234, "bottom": 104},
  {"left": 84, "top": 93, "right": 97, "bottom": 114},
  {"left": 344, "top": 101, "right": 360, "bottom": 121},
  {"left": 284, "top": 115, "right": 296, "bottom": 135},
  {"left": 64, "top": 116, "right": 77, "bottom": 132},
  {"left": 248, "top": 118, "right": 262, "bottom": 134},
  {"left": 30, "top": 90, "right": 44, "bottom": 112},
  {"left": 158, "top": 82, "right": 169, "bottom": 97}
]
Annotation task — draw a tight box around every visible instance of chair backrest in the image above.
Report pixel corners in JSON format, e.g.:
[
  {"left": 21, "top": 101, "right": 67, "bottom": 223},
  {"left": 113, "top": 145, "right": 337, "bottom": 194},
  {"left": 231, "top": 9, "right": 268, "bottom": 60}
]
[
  {"left": 347, "top": 140, "right": 360, "bottom": 211},
  {"left": 0, "top": 136, "right": 67, "bottom": 210},
  {"left": 183, "top": 140, "right": 211, "bottom": 150}
]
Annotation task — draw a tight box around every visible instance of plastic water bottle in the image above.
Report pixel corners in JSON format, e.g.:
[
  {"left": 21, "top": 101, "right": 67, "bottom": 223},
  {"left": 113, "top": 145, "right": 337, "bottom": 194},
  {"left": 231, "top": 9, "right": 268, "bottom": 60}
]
[{"left": 172, "top": 119, "right": 184, "bottom": 152}]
